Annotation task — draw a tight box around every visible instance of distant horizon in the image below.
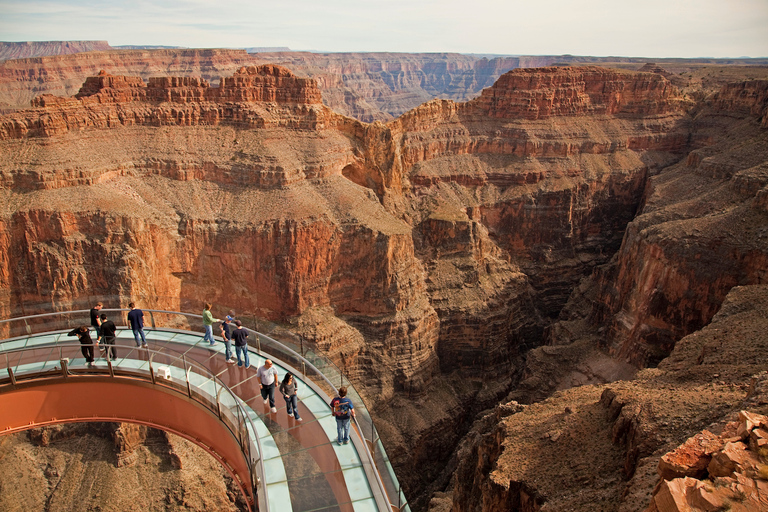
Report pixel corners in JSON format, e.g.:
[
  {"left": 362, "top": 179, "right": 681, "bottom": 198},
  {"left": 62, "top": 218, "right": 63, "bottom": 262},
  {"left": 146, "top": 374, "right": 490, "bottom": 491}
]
[
  {"left": 1, "top": 1, "right": 767, "bottom": 59},
  {"left": 1, "top": 40, "right": 767, "bottom": 61}
]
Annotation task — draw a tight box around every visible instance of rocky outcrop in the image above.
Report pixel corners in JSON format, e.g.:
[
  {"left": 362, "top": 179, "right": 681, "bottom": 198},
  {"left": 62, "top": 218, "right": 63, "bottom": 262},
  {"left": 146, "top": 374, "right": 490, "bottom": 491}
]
[
  {"left": 645, "top": 411, "right": 768, "bottom": 512},
  {"left": 469, "top": 67, "right": 683, "bottom": 120},
  {"left": 710, "top": 79, "right": 768, "bottom": 128},
  {"left": 0, "top": 423, "right": 243, "bottom": 511},
  {"left": 0, "top": 66, "right": 330, "bottom": 139}
]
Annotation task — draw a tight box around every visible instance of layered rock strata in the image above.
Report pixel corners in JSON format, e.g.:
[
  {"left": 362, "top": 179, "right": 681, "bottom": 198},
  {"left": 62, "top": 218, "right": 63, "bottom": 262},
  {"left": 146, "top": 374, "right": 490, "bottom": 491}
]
[
  {"left": 444, "top": 284, "right": 768, "bottom": 512},
  {"left": 591, "top": 79, "right": 768, "bottom": 366},
  {"left": 9, "top": 48, "right": 763, "bottom": 122}
]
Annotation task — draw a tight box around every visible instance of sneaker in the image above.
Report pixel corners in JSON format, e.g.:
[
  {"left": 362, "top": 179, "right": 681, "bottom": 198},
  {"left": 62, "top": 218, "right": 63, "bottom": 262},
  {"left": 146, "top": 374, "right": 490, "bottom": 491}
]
[
  {"left": 270, "top": 407, "right": 277, "bottom": 413},
  {"left": 226, "top": 358, "right": 236, "bottom": 364},
  {"left": 288, "top": 412, "right": 293, "bottom": 417},
  {"left": 296, "top": 417, "right": 303, "bottom": 422},
  {"left": 141, "top": 344, "right": 148, "bottom": 348},
  {"left": 209, "top": 342, "right": 216, "bottom": 346},
  {"left": 338, "top": 441, "right": 343, "bottom": 446},
  {"left": 245, "top": 364, "right": 251, "bottom": 369},
  {"left": 343, "top": 440, "right": 349, "bottom": 445},
  {"left": 263, "top": 399, "right": 269, "bottom": 405},
  {"left": 238, "top": 363, "right": 243, "bottom": 367}
]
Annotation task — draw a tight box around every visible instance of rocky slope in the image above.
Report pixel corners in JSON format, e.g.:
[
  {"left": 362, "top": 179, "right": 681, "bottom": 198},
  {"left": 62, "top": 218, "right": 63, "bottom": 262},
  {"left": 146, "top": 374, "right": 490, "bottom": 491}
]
[
  {"left": 441, "top": 284, "right": 768, "bottom": 512},
  {"left": 0, "top": 423, "right": 245, "bottom": 511},
  {"left": 1, "top": 62, "right": 767, "bottom": 511}
]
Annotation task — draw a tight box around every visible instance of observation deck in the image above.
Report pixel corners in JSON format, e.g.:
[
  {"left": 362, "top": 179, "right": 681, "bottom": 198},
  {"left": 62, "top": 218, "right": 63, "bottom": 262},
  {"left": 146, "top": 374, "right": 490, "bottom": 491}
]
[{"left": 0, "top": 308, "right": 409, "bottom": 512}]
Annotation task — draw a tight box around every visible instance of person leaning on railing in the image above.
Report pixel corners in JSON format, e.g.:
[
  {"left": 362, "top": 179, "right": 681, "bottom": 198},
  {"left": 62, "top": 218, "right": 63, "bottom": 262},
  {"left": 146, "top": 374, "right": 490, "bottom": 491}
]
[{"left": 68, "top": 325, "right": 96, "bottom": 367}]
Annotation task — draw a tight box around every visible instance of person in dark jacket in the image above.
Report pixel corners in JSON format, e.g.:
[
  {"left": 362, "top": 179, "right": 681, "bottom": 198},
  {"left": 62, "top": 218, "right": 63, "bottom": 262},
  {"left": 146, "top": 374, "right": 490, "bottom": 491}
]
[
  {"left": 99, "top": 313, "right": 117, "bottom": 361},
  {"left": 231, "top": 320, "right": 250, "bottom": 368},
  {"left": 68, "top": 325, "right": 95, "bottom": 367},
  {"left": 279, "top": 372, "right": 302, "bottom": 421},
  {"left": 89, "top": 302, "right": 103, "bottom": 340},
  {"left": 127, "top": 302, "right": 147, "bottom": 348}
]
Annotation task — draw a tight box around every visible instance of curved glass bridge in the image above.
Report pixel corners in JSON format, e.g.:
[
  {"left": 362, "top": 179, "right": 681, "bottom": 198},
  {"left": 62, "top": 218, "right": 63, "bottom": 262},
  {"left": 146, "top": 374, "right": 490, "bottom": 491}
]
[{"left": 0, "top": 308, "right": 409, "bottom": 512}]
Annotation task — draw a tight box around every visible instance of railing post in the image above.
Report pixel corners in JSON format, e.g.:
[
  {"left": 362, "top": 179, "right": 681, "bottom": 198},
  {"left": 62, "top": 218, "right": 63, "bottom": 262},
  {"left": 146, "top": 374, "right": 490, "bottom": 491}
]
[
  {"left": 7, "top": 366, "right": 16, "bottom": 386},
  {"left": 183, "top": 355, "right": 192, "bottom": 398}
]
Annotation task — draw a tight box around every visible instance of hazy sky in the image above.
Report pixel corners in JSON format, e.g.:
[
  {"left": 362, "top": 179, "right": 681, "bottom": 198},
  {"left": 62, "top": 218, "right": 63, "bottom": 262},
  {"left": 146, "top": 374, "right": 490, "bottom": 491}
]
[{"left": 1, "top": 0, "right": 767, "bottom": 57}]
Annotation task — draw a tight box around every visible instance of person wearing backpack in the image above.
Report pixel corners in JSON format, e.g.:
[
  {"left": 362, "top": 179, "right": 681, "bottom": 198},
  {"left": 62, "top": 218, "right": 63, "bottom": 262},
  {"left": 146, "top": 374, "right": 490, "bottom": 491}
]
[{"left": 330, "top": 386, "right": 355, "bottom": 445}]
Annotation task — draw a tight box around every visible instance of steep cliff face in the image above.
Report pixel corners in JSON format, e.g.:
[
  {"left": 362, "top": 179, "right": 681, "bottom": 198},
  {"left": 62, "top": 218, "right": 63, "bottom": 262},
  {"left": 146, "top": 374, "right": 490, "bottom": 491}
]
[
  {"left": 382, "top": 67, "right": 691, "bottom": 320},
  {"left": 446, "top": 284, "right": 768, "bottom": 512},
  {"left": 0, "top": 66, "right": 444, "bottom": 400},
  {"left": 591, "top": 79, "right": 768, "bottom": 366}
]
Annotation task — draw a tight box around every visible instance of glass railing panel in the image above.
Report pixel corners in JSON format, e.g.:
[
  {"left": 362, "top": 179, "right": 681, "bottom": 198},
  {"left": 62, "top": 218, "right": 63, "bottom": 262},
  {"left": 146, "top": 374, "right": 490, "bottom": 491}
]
[
  {"left": 351, "top": 498, "right": 379, "bottom": 512},
  {"left": 266, "top": 481, "right": 292, "bottom": 512},
  {"left": 342, "top": 466, "right": 374, "bottom": 502}
]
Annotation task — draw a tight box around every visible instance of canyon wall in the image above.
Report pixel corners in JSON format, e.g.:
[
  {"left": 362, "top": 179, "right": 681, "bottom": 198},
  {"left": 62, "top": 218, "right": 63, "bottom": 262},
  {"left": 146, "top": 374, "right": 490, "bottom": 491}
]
[
  {"left": 0, "top": 41, "right": 113, "bottom": 61},
  {"left": 590, "top": 79, "right": 768, "bottom": 366},
  {"left": 3, "top": 63, "right": 767, "bottom": 511},
  {"left": 445, "top": 284, "right": 768, "bottom": 512},
  {"left": 8, "top": 47, "right": 765, "bottom": 123}
]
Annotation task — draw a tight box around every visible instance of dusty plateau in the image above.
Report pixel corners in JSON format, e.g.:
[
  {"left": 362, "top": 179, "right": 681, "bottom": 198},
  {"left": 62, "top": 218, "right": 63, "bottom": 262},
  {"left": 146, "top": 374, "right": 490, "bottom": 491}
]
[{"left": 0, "top": 46, "right": 767, "bottom": 511}]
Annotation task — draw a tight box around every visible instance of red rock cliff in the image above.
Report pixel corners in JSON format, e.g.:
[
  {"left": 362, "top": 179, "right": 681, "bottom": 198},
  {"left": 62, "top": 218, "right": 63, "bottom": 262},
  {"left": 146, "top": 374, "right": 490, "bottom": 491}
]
[{"left": 591, "top": 79, "right": 768, "bottom": 366}]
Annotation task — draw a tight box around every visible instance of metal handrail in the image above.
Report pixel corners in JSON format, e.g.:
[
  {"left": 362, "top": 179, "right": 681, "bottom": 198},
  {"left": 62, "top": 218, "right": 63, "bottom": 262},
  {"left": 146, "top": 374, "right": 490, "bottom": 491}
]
[
  {"left": 0, "top": 306, "right": 408, "bottom": 511},
  {"left": 0, "top": 338, "right": 264, "bottom": 512}
]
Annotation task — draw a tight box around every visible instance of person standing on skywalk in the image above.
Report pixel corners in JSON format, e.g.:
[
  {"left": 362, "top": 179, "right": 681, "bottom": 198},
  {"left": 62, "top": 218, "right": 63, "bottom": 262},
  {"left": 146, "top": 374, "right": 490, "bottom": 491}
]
[{"left": 257, "top": 359, "right": 279, "bottom": 413}]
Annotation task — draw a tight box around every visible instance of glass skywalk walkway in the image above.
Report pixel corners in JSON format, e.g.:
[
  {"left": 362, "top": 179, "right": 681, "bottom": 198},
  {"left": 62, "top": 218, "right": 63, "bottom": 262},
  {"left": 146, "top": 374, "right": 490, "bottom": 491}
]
[{"left": 0, "top": 311, "right": 409, "bottom": 512}]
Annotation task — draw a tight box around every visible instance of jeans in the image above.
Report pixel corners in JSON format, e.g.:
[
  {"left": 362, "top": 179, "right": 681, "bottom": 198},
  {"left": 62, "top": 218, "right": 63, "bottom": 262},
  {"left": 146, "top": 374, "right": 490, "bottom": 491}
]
[
  {"left": 336, "top": 417, "right": 351, "bottom": 444},
  {"left": 132, "top": 327, "right": 146, "bottom": 346},
  {"left": 204, "top": 324, "right": 214, "bottom": 344},
  {"left": 236, "top": 345, "right": 249, "bottom": 367},
  {"left": 224, "top": 338, "right": 232, "bottom": 360},
  {"left": 261, "top": 382, "right": 276, "bottom": 407},
  {"left": 284, "top": 394, "right": 300, "bottom": 420}
]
